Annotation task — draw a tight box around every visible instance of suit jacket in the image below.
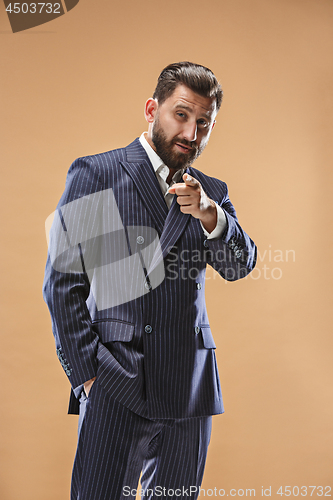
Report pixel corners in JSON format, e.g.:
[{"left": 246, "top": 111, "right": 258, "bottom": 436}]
[{"left": 43, "top": 138, "right": 257, "bottom": 420}]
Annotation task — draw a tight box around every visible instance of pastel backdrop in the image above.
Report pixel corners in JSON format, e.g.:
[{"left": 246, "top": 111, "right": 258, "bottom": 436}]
[{"left": 1, "top": 1, "right": 332, "bottom": 499}]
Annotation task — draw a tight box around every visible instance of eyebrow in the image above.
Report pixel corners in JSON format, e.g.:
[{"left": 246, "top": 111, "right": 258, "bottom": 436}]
[
  {"left": 174, "top": 103, "right": 211, "bottom": 119},
  {"left": 175, "top": 104, "right": 193, "bottom": 113}
]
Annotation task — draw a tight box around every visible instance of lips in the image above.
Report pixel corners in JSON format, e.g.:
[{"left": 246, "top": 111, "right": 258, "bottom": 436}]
[{"left": 175, "top": 142, "right": 193, "bottom": 153}]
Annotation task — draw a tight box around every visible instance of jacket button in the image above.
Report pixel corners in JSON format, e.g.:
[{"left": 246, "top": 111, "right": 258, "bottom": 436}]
[
  {"left": 194, "top": 326, "right": 201, "bottom": 334},
  {"left": 196, "top": 283, "right": 202, "bottom": 290},
  {"left": 145, "top": 325, "right": 153, "bottom": 334},
  {"left": 137, "top": 236, "right": 144, "bottom": 245},
  {"left": 235, "top": 249, "right": 242, "bottom": 258},
  {"left": 203, "top": 240, "right": 209, "bottom": 248}
]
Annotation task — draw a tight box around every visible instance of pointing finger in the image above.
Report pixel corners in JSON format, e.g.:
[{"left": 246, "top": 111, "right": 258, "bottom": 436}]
[{"left": 183, "top": 173, "right": 199, "bottom": 187}]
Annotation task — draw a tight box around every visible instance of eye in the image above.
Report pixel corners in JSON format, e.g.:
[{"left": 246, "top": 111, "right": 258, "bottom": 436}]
[
  {"left": 176, "top": 112, "right": 186, "bottom": 119},
  {"left": 197, "top": 119, "right": 208, "bottom": 128}
]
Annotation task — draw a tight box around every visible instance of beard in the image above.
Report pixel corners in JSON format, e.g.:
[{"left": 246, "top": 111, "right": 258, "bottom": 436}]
[{"left": 152, "top": 115, "right": 206, "bottom": 171}]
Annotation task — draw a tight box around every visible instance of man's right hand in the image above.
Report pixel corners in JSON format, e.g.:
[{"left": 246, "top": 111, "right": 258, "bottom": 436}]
[{"left": 83, "top": 377, "right": 96, "bottom": 397}]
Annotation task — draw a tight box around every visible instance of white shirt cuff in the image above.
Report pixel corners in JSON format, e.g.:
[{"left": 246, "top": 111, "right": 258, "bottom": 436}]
[{"left": 200, "top": 203, "right": 227, "bottom": 239}]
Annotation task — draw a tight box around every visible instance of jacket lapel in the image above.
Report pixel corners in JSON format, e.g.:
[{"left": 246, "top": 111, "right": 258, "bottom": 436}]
[
  {"left": 158, "top": 165, "right": 200, "bottom": 258},
  {"left": 120, "top": 139, "right": 168, "bottom": 234},
  {"left": 121, "top": 139, "right": 195, "bottom": 276},
  {"left": 159, "top": 196, "right": 190, "bottom": 258},
  {"left": 147, "top": 168, "right": 194, "bottom": 276}
]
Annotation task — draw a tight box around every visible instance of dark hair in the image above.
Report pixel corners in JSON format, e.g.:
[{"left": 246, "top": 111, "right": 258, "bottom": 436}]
[{"left": 152, "top": 61, "right": 223, "bottom": 111}]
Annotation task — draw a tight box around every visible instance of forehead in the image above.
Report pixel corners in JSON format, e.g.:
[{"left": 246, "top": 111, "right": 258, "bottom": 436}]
[{"left": 162, "top": 84, "right": 217, "bottom": 118}]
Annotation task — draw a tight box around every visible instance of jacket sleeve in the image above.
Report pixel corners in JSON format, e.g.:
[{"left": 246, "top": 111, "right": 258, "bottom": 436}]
[
  {"left": 203, "top": 183, "right": 257, "bottom": 281},
  {"left": 43, "top": 157, "right": 103, "bottom": 395}
]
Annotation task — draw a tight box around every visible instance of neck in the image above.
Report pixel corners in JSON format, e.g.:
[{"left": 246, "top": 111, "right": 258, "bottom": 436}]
[{"left": 145, "top": 132, "right": 156, "bottom": 152}]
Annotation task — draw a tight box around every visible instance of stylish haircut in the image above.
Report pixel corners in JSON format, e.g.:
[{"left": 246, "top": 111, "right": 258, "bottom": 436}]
[{"left": 153, "top": 61, "right": 223, "bottom": 111}]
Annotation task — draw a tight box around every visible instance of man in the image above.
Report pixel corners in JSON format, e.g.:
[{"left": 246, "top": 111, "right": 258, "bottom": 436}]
[{"left": 43, "top": 62, "right": 257, "bottom": 500}]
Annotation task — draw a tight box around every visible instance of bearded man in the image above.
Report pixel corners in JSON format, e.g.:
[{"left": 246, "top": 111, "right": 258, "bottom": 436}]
[{"left": 43, "top": 61, "right": 257, "bottom": 500}]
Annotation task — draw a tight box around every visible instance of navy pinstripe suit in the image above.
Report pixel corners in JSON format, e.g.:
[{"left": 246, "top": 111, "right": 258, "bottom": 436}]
[{"left": 43, "top": 138, "right": 257, "bottom": 498}]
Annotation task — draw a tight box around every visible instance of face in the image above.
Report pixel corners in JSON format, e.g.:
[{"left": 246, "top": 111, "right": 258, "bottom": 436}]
[{"left": 145, "top": 84, "right": 217, "bottom": 170}]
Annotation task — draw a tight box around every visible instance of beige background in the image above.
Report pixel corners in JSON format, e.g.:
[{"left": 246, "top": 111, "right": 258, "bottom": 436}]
[{"left": 1, "top": 0, "right": 332, "bottom": 498}]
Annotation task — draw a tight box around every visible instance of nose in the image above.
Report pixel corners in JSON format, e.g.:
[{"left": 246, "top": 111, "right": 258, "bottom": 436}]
[{"left": 183, "top": 121, "right": 197, "bottom": 143}]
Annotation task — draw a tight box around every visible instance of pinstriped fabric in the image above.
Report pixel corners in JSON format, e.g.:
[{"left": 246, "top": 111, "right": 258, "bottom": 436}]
[
  {"left": 44, "top": 156, "right": 103, "bottom": 388},
  {"left": 141, "top": 416, "right": 212, "bottom": 500},
  {"left": 43, "top": 137, "right": 257, "bottom": 420},
  {"left": 71, "top": 380, "right": 211, "bottom": 500},
  {"left": 120, "top": 158, "right": 168, "bottom": 235}
]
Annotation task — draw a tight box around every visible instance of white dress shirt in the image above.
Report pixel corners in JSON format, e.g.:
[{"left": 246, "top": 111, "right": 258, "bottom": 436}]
[{"left": 139, "top": 133, "right": 226, "bottom": 239}]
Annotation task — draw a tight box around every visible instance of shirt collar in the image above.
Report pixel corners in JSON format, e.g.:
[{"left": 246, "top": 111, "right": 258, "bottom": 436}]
[{"left": 139, "top": 132, "right": 164, "bottom": 173}]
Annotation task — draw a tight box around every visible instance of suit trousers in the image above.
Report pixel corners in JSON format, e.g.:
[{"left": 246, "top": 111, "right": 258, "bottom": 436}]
[{"left": 71, "top": 379, "right": 212, "bottom": 500}]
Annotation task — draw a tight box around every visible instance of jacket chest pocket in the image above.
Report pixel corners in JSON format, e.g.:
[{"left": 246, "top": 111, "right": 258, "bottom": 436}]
[{"left": 200, "top": 326, "right": 216, "bottom": 349}]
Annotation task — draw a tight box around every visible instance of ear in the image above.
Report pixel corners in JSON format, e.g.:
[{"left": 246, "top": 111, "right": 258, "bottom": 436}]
[{"left": 144, "top": 98, "right": 158, "bottom": 124}]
